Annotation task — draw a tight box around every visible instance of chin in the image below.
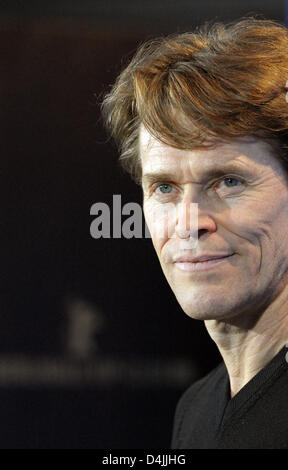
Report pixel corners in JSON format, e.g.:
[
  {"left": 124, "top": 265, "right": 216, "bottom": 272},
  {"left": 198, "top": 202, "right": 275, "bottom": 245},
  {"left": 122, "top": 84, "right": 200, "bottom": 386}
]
[
  {"left": 180, "top": 306, "right": 229, "bottom": 321},
  {"left": 182, "top": 309, "right": 229, "bottom": 321},
  {"left": 174, "top": 293, "right": 237, "bottom": 321}
]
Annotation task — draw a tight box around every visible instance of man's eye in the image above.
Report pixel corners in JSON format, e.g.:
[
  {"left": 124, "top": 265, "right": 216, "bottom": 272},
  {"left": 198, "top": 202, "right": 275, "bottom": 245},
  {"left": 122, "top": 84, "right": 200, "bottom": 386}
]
[
  {"left": 223, "top": 177, "right": 241, "bottom": 187},
  {"left": 155, "top": 183, "right": 173, "bottom": 194},
  {"left": 214, "top": 177, "right": 243, "bottom": 191}
]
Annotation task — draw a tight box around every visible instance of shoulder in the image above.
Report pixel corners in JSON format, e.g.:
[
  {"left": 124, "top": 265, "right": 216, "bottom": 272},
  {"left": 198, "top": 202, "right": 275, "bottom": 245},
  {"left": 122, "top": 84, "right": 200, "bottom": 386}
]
[{"left": 171, "top": 361, "right": 225, "bottom": 448}]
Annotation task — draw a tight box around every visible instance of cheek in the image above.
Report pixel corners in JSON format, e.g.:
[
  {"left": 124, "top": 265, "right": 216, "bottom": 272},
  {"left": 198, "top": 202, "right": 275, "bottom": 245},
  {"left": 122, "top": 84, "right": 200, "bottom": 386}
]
[
  {"left": 220, "top": 199, "right": 266, "bottom": 242},
  {"left": 144, "top": 202, "right": 177, "bottom": 254},
  {"left": 224, "top": 201, "right": 287, "bottom": 270}
]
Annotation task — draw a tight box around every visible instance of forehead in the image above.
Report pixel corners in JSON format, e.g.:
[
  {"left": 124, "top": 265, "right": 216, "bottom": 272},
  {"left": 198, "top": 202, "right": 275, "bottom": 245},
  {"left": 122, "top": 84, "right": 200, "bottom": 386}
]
[{"left": 139, "top": 125, "right": 279, "bottom": 180}]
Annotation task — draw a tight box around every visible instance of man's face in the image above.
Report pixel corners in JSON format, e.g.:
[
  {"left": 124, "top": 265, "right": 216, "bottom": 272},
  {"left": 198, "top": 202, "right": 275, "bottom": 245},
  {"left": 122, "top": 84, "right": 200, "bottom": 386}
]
[{"left": 140, "top": 126, "right": 288, "bottom": 321}]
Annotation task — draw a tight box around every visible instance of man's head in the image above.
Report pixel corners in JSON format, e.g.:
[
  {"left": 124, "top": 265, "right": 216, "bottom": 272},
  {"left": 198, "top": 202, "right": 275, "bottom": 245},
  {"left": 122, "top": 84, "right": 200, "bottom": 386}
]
[
  {"left": 140, "top": 127, "right": 288, "bottom": 321},
  {"left": 102, "top": 16, "right": 288, "bottom": 322}
]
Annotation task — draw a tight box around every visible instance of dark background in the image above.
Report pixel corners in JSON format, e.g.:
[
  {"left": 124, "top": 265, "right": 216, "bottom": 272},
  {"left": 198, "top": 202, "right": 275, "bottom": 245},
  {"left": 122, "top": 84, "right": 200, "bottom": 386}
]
[{"left": 0, "top": 0, "right": 285, "bottom": 448}]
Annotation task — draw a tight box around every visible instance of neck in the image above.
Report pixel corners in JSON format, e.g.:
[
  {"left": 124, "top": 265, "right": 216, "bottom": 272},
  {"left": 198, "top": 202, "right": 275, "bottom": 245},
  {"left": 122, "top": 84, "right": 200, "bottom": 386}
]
[{"left": 205, "top": 286, "right": 288, "bottom": 398}]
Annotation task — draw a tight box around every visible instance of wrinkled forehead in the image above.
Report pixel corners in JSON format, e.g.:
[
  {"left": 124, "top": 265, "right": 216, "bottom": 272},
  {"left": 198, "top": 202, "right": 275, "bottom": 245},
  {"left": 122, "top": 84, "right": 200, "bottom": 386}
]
[
  {"left": 138, "top": 124, "right": 288, "bottom": 186},
  {"left": 140, "top": 124, "right": 273, "bottom": 164}
]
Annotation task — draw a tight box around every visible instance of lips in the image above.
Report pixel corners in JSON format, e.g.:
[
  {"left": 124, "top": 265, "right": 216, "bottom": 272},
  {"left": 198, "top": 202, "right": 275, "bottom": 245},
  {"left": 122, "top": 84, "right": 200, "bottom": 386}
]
[
  {"left": 174, "top": 254, "right": 234, "bottom": 263},
  {"left": 173, "top": 253, "right": 234, "bottom": 272}
]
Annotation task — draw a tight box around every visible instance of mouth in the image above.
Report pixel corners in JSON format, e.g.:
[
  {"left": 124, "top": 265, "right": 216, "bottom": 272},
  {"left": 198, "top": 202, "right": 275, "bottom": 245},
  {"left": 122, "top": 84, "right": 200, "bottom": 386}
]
[{"left": 174, "top": 254, "right": 234, "bottom": 272}]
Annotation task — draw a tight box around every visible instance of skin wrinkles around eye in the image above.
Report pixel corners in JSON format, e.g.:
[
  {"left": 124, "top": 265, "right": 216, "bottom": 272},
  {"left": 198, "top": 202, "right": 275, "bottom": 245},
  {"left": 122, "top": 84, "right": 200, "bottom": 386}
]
[{"left": 212, "top": 176, "right": 245, "bottom": 195}]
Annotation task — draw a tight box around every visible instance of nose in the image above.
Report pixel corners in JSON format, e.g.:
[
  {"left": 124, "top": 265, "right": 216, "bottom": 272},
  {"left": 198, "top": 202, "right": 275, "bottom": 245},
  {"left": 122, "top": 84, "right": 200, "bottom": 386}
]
[{"left": 175, "top": 200, "right": 217, "bottom": 240}]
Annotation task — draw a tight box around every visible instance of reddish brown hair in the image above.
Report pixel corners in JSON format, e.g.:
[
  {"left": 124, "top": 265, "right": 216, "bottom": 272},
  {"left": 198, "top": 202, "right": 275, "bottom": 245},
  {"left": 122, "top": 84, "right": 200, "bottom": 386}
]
[{"left": 102, "top": 16, "right": 288, "bottom": 184}]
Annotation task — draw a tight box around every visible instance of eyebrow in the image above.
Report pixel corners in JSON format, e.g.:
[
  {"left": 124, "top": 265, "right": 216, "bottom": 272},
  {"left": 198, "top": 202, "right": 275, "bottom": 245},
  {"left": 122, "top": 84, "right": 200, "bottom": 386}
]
[{"left": 141, "top": 162, "right": 252, "bottom": 185}]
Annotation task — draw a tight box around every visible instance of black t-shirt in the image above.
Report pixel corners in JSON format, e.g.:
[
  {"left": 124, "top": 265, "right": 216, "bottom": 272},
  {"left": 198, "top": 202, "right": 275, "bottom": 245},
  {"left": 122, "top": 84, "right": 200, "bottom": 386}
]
[{"left": 171, "top": 345, "right": 288, "bottom": 449}]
